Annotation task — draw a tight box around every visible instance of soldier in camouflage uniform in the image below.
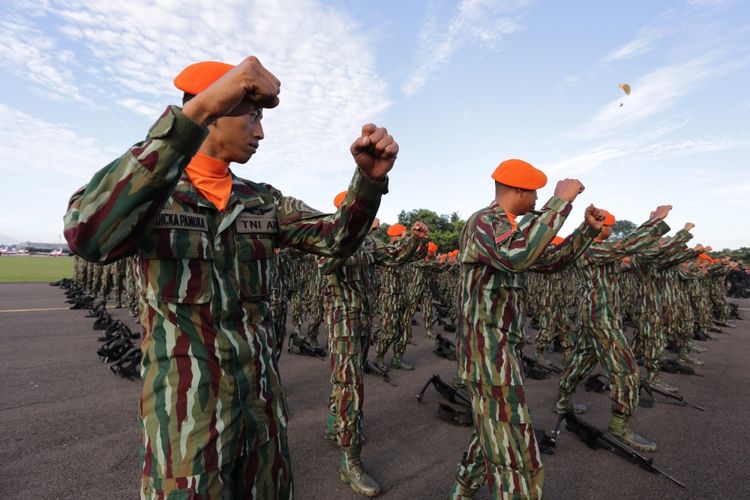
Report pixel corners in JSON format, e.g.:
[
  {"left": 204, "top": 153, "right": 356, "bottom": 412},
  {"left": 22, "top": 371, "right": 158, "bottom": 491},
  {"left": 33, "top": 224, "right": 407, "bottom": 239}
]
[
  {"left": 628, "top": 223, "right": 696, "bottom": 393},
  {"left": 373, "top": 222, "right": 429, "bottom": 371},
  {"left": 556, "top": 206, "right": 673, "bottom": 453},
  {"left": 64, "top": 58, "right": 397, "bottom": 499},
  {"left": 405, "top": 242, "right": 439, "bottom": 338},
  {"left": 451, "top": 159, "right": 601, "bottom": 499},
  {"left": 112, "top": 257, "right": 127, "bottom": 307}
]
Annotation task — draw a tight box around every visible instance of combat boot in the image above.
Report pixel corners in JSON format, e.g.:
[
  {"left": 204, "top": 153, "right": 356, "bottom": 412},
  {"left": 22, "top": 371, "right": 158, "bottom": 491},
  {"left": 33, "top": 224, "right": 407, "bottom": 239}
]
[
  {"left": 554, "top": 392, "right": 587, "bottom": 414},
  {"left": 690, "top": 344, "right": 707, "bottom": 353},
  {"left": 678, "top": 351, "right": 704, "bottom": 366},
  {"left": 340, "top": 444, "right": 381, "bottom": 497},
  {"left": 390, "top": 356, "right": 414, "bottom": 370},
  {"left": 608, "top": 413, "right": 657, "bottom": 452},
  {"left": 374, "top": 356, "right": 389, "bottom": 373}
]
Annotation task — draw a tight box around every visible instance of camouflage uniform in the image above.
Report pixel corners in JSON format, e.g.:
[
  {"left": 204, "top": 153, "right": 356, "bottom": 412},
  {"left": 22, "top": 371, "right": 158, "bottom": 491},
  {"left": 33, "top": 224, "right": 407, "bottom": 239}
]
[
  {"left": 405, "top": 256, "right": 439, "bottom": 338},
  {"left": 374, "top": 234, "right": 427, "bottom": 366},
  {"left": 451, "top": 198, "right": 596, "bottom": 499},
  {"left": 558, "top": 218, "right": 669, "bottom": 416},
  {"left": 63, "top": 106, "right": 386, "bottom": 499}
]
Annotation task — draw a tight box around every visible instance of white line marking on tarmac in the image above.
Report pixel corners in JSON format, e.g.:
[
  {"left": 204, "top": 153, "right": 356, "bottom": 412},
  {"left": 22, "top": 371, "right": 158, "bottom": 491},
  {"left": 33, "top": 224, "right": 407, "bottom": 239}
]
[{"left": 0, "top": 307, "right": 69, "bottom": 313}]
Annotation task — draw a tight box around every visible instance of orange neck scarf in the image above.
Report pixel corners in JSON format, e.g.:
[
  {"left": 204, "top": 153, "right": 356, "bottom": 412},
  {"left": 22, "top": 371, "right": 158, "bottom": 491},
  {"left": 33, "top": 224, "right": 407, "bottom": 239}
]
[
  {"left": 185, "top": 153, "right": 231, "bottom": 211},
  {"left": 505, "top": 211, "right": 518, "bottom": 232}
]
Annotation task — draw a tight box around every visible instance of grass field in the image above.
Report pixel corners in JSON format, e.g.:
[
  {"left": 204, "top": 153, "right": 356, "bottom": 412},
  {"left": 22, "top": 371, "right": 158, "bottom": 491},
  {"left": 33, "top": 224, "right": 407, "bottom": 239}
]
[{"left": 0, "top": 256, "right": 74, "bottom": 283}]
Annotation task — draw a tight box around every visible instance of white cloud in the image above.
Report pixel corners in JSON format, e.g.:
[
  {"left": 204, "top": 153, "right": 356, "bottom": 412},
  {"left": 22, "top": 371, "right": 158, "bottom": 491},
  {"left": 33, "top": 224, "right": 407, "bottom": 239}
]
[
  {"left": 0, "top": 103, "right": 121, "bottom": 181},
  {"left": 402, "top": 0, "right": 528, "bottom": 97},
  {"left": 2, "top": 0, "right": 393, "bottom": 192},
  {"left": 572, "top": 53, "right": 748, "bottom": 140},
  {"left": 0, "top": 17, "right": 88, "bottom": 102},
  {"left": 544, "top": 133, "right": 750, "bottom": 175},
  {"left": 601, "top": 25, "right": 670, "bottom": 63}
]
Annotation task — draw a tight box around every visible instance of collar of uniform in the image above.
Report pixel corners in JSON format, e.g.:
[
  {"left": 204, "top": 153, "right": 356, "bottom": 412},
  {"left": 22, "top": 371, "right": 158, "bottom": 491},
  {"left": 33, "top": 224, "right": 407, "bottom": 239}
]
[
  {"left": 173, "top": 174, "right": 217, "bottom": 209},
  {"left": 225, "top": 172, "right": 274, "bottom": 211}
]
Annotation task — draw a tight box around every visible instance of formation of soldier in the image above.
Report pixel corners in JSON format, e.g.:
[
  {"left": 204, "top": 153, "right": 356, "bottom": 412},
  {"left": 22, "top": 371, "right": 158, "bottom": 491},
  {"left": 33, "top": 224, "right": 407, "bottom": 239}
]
[{"left": 61, "top": 56, "right": 745, "bottom": 499}]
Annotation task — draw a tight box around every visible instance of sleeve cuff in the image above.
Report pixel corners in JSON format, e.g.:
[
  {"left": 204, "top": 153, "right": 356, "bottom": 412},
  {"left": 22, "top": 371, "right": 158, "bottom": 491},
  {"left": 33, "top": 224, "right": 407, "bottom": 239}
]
[
  {"left": 544, "top": 196, "right": 571, "bottom": 214},
  {"left": 352, "top": 168, "right": 388, "bottom": 202},
  {"left": 579, "top": 223, "right": 601, "bottom": 238},
  {"left": 148, "top": 106, "right": 208, "bottom": 158}
]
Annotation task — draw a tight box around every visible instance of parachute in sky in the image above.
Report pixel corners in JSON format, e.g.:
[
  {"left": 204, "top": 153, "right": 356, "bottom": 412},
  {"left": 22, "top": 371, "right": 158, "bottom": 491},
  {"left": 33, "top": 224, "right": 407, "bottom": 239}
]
[{"left": 618, "top": 83, "right": 631, "bottom": 107}]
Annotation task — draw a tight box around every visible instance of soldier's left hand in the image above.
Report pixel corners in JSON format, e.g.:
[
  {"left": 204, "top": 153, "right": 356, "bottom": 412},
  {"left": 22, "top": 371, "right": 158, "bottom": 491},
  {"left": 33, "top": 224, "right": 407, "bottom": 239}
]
[
  {"left": 584, "top": 204, "right": 606, "bottom": 230},
  {"left": 411, "top": 221, "right": 429, "bottom": 239},
  {"left": 351, "top": 124, "right": 398, "bottom": 181}
]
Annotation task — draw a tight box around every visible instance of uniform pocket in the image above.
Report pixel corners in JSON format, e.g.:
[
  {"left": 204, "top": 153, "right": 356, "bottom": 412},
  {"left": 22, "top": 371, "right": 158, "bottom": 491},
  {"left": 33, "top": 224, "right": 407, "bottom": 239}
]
[
  {"left": 140, "top": 229, "right": 213, "bottom": 304},
  {"left": 236, "top": 234, "right": 275, "bottom": 300}
]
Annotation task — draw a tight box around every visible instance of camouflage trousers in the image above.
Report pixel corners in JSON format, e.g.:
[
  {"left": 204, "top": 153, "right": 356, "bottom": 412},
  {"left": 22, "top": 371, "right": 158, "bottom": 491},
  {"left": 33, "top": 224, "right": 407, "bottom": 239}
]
[
  {"left": 535, "top": 303, "right": 572, "bottom": 363},
  {"left": 287, "top": 290, "right": 301, "bottom": 333},
  {"left": 406, "top": 284, "right": 435, "bottom": 336},
  {"left": 141, "top": 428, "right": 292, "bottom": 499},
  {"left": 325, "top": 304, "right": 367, "bottom": 448},
  {"left": 634, "top": 311, "right": 665, "bottom": 378},
  {"left": 673, "top": 289, "right": 694, "bottom": 352},
  {"left": 375, "top": 294, "right": 409, "bottom": 359},
  {"left": 307, "top": 296, "right": 324, "bottom": 346},
  {"left": 113, "top": 272, "right": 125, "bottom": 305},
  {"left": 453, "top": 382, "right": 544, "bottom": 499},
  {"left": 272, "top": 297, "right": 288, "bottom": 359},
  {"left": 559, "top": 323, "right": 640, "bottom": 416}
]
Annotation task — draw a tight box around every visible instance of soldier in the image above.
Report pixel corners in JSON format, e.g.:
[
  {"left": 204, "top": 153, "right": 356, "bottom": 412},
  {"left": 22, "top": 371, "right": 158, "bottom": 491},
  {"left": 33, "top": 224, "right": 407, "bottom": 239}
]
[
  {"left": 450, "top": 159, "right": 602, "bottom": 499},
  {"left": 373, "top": 222, "right": 429, "bottom": 371},
  {"left": 405, "top": 242, "right": 440, "bottom": 338},
  {"left": 64, "top": 57, "right": 396, "bottom": 499},
  {"left": 556, "top": 206, "right": 673, "bottom": 453}
]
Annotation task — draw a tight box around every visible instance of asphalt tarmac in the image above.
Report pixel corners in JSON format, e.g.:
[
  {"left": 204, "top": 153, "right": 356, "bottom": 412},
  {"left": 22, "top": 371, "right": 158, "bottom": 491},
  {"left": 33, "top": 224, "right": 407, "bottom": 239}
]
[{"left": 1, "top": 283, "right": 748, "bottom": 499}]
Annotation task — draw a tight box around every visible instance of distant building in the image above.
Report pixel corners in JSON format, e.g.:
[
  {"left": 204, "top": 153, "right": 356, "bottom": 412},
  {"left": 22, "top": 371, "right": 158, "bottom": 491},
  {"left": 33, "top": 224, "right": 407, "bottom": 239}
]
[{"left": 18, "top": 242, "right": 71, "bottom": 255}]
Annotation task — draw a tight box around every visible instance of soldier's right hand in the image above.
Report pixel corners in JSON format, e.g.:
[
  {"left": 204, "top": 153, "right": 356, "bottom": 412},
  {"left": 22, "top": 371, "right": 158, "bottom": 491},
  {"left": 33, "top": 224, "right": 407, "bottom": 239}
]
[
  {"left": 183, "top": 56, "right": 281, "bottom": 126},
  {"left": 554, "top": 179, "right": 585, "bottom": 202}
]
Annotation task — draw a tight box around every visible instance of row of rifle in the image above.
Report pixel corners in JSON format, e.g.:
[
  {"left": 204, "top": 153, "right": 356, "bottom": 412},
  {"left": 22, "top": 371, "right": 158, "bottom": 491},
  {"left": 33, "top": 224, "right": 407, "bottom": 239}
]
[{"left": 51, "top": 278, "right": 142, "bottom": 380}]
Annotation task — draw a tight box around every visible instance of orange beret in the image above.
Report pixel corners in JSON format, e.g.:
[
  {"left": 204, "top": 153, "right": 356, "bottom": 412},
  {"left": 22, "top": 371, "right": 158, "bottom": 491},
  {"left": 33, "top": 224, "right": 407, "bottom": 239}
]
[
  {"left": 450, "top": 249, "right": 459, "bottom": 257},
  {"left": 602, "top": 210, "right": 616, "bottom": 226},
  {"left": 551, "top": 236, "right": 564, "bottom": 246},
  {"left": 333, "top": 191, "right": 348, "bottom": 208},
  {"left": 491, "top": 159, "right": 547, "bottom": 190},
  {"left": 174, "top": 61, "right": 234, "bottom": 95},
  {"left": 387, "top": 224, "right": 407, "bottom": 237},
  {"left": 427, "top": 242, "right": 438, "bottom": 253}
]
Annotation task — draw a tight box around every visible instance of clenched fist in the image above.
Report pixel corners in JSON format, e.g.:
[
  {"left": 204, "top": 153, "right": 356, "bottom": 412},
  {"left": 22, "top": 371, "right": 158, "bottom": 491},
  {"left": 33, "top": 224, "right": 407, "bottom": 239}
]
[
  {"left": 554, "top": 179, "right": 585, "bottom": 203},
  {"left": 351, "top": 124, "right": 398, "bottom": 181},
  {"left": 183, "top": 56, "right": 281, "bottom": 126}
]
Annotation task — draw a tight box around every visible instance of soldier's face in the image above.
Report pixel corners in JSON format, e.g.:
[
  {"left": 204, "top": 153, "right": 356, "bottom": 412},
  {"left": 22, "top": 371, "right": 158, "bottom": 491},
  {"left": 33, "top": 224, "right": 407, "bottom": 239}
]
[
  {"left": 516, "top": 189, "right": 538, "bottom": 214},
  {"left": 598, "top": 225, "right": 613, "bottom": 240},
  {"left": 211, "top": 108, "right": 264, "bottom": 164}
]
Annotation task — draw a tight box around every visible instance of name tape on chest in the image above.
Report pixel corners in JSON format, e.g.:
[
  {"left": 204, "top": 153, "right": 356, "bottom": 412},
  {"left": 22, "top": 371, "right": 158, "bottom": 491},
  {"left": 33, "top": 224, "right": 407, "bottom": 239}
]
[
  {"left": 236, "top": 210, "right": 279, "bottom": 234},
  {"left": 154, "top": 211, "right": 208, "bottom": 231}
]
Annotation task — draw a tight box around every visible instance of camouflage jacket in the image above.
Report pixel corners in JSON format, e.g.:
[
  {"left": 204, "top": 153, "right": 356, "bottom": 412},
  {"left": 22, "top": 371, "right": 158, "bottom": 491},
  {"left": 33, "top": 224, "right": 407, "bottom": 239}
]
[
  {"left": 63, "top": 106, "right": 386, "bottom": 478},
  {"left": 576, "top": 218, "right": 670, "bottom": 329},
  {"left": 377, "top": 234, "right": 428, "bottom": 298},
  {"left": 456, "top": 198, "right": 598, "bottom": 387}
]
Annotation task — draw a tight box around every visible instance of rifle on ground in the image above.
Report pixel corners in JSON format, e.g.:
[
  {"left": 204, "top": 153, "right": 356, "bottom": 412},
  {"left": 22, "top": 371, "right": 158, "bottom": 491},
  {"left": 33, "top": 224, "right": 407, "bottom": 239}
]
[
  {"left": 417, "top": 374, "right": 472, "bottom": 426},
  {"left": 641, "top": 381, "right": 705, "bottom": 412},
  {"left": 433, "top": 333, "right": 457, "bottom": 360},
  {"left": 521, "top": 354, "right": 562, "bottom": 379},
  {"left": 287, "top": 334, "right": 326, "bottom": 360},
  {"left": 363, "top": 361, "right": 396, "bottom": 386},
  {"left": 542, "top": 411, "right": 685, "bottom": 489}
]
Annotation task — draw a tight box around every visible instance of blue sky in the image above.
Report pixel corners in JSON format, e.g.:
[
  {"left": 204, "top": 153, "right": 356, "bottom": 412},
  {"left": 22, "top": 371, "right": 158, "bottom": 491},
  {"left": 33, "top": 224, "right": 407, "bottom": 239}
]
[{"left": 0, "top": 0, "right": 748, "bottom": 249}]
